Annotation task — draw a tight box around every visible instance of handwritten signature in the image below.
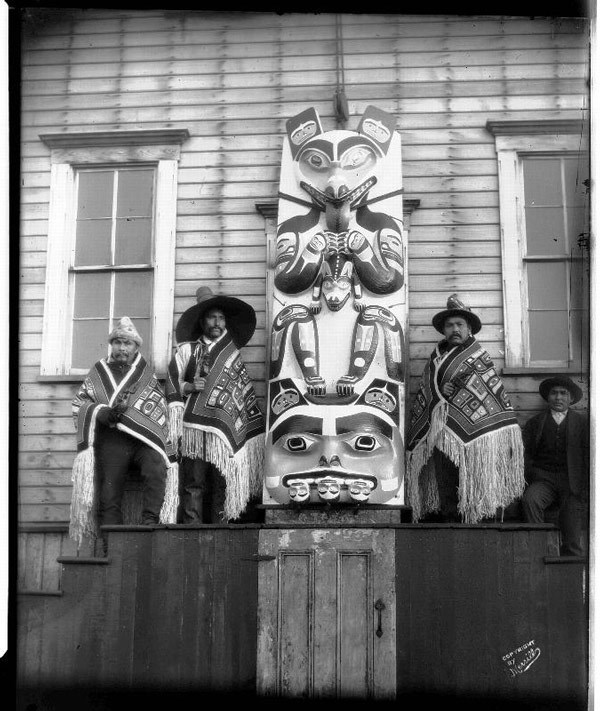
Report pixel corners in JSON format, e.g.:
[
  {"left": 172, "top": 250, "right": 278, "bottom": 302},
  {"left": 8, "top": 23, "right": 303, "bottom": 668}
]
[{"left": 502, "top": 640, "right": 541, "bottom": 677}]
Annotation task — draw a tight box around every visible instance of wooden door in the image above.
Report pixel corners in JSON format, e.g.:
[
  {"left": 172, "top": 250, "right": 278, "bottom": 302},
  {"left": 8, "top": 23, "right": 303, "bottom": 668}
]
[{"left": 256, "top": 527, "right": 396, "bottom": 699}]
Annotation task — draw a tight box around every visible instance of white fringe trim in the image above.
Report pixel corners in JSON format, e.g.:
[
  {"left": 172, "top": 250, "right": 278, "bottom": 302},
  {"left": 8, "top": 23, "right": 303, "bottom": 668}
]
[
  {"left": 69, "top": 446, "right": 98, "bottom": 545},
  {"left": 168, "top": 402, "right": 184, "bottom": 446},
  {"left": 407, "top": 403, "right": 525, "bottom": 523},
  {"left": 159, "top": 462, "right": 179, "bottom": 523},
  {"left": 181, "top": 427, "right": 265, "bottom": 520}
]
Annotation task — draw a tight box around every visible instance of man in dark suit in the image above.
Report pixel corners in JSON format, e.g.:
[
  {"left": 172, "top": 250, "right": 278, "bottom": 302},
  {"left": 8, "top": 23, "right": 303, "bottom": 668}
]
[{"left": 521, "top": 376, "right": 589, "bottom": 557}]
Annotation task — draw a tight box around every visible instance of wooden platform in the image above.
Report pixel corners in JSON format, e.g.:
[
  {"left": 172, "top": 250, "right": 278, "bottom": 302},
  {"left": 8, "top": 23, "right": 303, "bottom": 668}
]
[{"left": 16, "top": 523, "right": 588, "bottom": 709}]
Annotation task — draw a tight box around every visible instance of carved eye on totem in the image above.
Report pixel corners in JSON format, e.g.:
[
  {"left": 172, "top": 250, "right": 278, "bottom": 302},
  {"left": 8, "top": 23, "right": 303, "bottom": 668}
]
[
  {"left": 300, "top": 149, "right": 331, "bottom": 171},
  {"left": 347, "top": 434, "right": 381, "bottom": 452},
  {"left": 283, "top": 435, "right": 315, "bottom": 452},
  {"left": 340, "top": 145, "right": 376, "bottom": 171}
]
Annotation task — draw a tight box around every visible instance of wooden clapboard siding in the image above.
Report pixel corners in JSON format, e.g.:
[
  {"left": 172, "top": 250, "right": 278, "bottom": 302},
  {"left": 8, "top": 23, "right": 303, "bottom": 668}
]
[{"left": 19, "top": 10, "right": 589, "bottom": 529}]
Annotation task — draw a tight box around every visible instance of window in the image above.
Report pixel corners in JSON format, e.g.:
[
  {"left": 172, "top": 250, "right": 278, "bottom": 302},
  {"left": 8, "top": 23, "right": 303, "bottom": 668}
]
[
  {"left": 487, "top": 120, "right": 589, "bottom": 371},
  {"left": 39, "top": 129, "right": 189, "bottom": 376}
]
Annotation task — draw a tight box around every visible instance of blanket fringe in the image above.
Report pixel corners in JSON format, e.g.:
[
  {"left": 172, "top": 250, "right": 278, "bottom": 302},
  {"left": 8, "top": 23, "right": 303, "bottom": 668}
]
[
  {"left": 168, "top": 402, "right": 184, "bottom": 447},
  {"left": 407, "top": 403, "right": 525, "bottom": 523},
  {"left": 159, "top": 462, "right": 179, "bottom": 523},
  {"left": 69, "top": 446, "right": 98, "bottom": 545},
  {"left": 182, "top": 428, "right": 265, "bottom": 520}
]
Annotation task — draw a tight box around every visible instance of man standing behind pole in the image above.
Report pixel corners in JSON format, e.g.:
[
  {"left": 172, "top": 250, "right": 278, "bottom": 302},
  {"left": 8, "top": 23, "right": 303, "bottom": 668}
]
[
  {"left": 70, "top": 316, "right": 178, "bottom": 549},
  {"left": 521, "top": 376, "right": 588, "bottom": 557},
  {"left": 406, "top": 294, "right": 525, "bottom": 523},
  {"left": 166, "top": 286, "right": 265, "bottom": 523}
]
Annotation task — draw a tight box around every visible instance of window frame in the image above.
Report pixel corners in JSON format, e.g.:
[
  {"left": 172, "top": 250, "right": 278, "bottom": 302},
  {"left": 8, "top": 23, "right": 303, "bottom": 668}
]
[
  {"left": 486, "top": 119, "right": 589, "bottom": 372},
  {"left": 39, "top": 129, "right": 189, "bottom": 377}
]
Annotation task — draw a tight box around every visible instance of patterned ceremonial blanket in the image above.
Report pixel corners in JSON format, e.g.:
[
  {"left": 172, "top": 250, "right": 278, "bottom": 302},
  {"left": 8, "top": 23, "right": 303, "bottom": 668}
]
[
  {"left": 70, "top": 353, "right": 179, "bottom": 544},
  {"left": 406, "top": 336, "right": 525, "bottom": 523},
  {"left": 166, "top": 333, "right": 265, "bottom": 520}
]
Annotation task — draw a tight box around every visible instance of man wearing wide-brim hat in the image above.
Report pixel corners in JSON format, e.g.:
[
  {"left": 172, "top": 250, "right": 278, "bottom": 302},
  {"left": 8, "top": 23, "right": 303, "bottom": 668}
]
[
  {"left": 521, "top": 375, "right": 588, "bottom": 557},
  {"left": 406, "top": 294, "right": 525, "bottom": 524},
  {"left": 166, "top": 286, "right": 265, "bottom": 523}
]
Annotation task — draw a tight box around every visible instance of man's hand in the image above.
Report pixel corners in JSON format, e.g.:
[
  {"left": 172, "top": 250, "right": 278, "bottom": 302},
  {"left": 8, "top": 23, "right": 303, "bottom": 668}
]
[
  {"left": 184, "top": 378, "right": 206, "bottom": 395},
  {"left": 442, "top": 382, "right": 456, "bottom": 398}
]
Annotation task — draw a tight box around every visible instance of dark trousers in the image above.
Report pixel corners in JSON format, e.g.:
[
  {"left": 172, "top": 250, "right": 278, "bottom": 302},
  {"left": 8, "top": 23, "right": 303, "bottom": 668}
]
[
  {"left": 96, "top": 427, "right": 167, "bottom": 526},
  {"left": 178, "top": 456, "right": 227, "bottom": 523},
  {"left": 432, "top": 448, "right": 460, "bottom": 522},
  {"left": 521, "top": 466, "right": 584, "bottom": 556}
]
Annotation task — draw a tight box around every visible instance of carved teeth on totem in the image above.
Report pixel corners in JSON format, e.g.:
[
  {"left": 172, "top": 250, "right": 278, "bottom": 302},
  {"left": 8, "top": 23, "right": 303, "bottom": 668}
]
[
  {"left": 288, "top": 479, "right": 312, "bottom": 503},
  {"left": 284, "top": 475, "right": 379, "bottom": 504},
  {"left": 316, "top": 477, "right": 343, "bottom": 502},
  {"left": 348, "top": 479, "right": 376, "bottom": 502}
]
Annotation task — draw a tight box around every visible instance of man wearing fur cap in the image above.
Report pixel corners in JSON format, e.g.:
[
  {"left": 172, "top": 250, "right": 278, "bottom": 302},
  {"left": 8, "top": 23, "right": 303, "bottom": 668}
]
[
  {"left": 166, "top": 287, "right": 265, "bottom": 523},
  {"left": 521, "top": 376, "right": 588, "bottom": 557},
  {"left": 406, "top": 294, "right": 525, "bottom": 523},
  {"left": 70, "top": 317, "right": 178, "bottom": 548}
]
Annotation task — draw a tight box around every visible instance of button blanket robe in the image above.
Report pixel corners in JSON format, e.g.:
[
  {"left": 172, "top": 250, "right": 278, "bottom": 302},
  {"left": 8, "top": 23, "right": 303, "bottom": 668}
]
[
  {"left": 166, "top": 332, "right": 265, "bottom": 521},
  {"left": 70, "top": 353, "right": 179, "bottom": 544},
  {"left": 406, "top": 336, "right": 525, "bottom": 523}
]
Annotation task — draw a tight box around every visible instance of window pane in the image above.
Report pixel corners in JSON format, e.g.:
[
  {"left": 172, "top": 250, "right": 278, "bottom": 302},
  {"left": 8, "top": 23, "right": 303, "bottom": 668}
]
[
  {"left": 117, "top": 169, "right": 154, "bottom": 217},
  {"left": 523, "top": 158, "right": 562, "bottom": 206},
  {"left": 527, "top": 261, "right": 567, "bottom": 309},
  {"left": 71, "top": 319, "right": 110, "bottom": 369},
  {"left": 74, "top": 219, "right": 112, "bottom": 266},
  {"left": 529, "top": 311, "right": 569, "bottom": 362},
  {"left": 114, "top": 271, "right": 153, "bottom": 318},
  {"left": 524, "top": 206, "right": 566, "bottom": 255},
  {"left": 73, "top": 272, "right": 111, "bottom": 318},
  {"left": 115, "top": 217, "right": 152, "bottom": 264},
  {"left": 77, "top": 171, "right": 114, "bottom": 218}
]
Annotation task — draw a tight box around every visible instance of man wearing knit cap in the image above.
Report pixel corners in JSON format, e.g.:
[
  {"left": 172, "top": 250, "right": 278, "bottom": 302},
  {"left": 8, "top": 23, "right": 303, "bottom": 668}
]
[
  {"left": 521, "top": 376, "right": 588, "bottom": 557},
  {"left": 70, "top": 316, "right": 178, "bottom": 549},
  {"left": 406, "top": 294, "right": 525, "bottom": 523},
  {"left": 166, "top": 287, "right": 265, "bottom": 523}
]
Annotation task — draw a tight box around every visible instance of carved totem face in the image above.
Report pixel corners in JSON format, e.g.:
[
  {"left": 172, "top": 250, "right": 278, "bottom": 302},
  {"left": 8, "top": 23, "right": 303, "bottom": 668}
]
[{"left": 265, "top": 403, "right": 402, "bottom": 505}]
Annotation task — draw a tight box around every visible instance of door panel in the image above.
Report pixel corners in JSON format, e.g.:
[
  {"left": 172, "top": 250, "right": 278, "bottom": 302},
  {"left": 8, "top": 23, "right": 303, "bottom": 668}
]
[{"left": 257, "top": 528, "right": 396, "bottom": 699}]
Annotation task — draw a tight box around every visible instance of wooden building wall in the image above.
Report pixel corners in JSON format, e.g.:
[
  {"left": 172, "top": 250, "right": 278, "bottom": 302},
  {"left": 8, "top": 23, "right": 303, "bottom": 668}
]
[{"left": 19, "top": 11, "right": 589, "bottom": 533}]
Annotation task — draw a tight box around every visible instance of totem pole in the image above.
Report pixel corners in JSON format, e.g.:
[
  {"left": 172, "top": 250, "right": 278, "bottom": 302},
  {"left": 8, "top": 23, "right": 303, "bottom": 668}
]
[{"left": 264, "top": 105, "right": 407, "bottom": 506}]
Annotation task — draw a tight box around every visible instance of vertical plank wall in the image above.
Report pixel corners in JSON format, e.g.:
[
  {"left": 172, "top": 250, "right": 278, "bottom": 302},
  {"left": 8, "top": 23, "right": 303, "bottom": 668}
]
[{"left": 19, "top": 12, "right": 589, "bottom": 535}]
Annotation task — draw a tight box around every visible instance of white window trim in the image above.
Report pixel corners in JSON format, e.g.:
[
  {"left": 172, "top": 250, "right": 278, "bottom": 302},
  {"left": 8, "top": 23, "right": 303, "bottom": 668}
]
[
  {"left": 39, "top": 129, "right": 189, "bottom": 376},
  {"left": 487, "top": 119, "right": 589, "bottom": 370}
]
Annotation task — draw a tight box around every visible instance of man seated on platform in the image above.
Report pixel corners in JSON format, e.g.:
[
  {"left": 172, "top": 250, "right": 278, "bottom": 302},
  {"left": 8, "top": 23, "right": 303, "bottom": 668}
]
[
  {"left": 406, "top": 294, "right": 525, "bottom": 523},
  {"left": 166, "top": 286, "right": 265, "bottom": 524},
  {"left": 70, "top": 317, "right": 178, "bottom": 551},
  {"left": 521, "top": 376, "right": 589, "bottom": 557}
]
